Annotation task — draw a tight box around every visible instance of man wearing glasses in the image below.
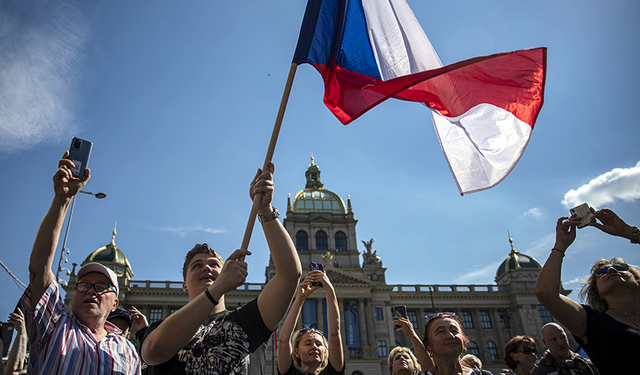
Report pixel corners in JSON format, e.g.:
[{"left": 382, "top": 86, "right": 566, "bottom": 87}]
[
  {"left": 532, "top": 323, "right": 599, "bottom": 375},
  {"left": 20, "top": 152, "right": 140, "bottom": 374}
]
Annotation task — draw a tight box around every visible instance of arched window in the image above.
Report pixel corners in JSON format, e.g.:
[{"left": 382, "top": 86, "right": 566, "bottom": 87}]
[
  {"left": 296, "top": 231, "right": 308, "bottom": 251},
  {"left": 316, "top": 231, "right": 328, "bottom": 251},
  {"left": 486, "top": 341, "right": 499, "bottom": 360},
  {"left": 334, "top": 231, "right": 347, "bottom": 252},
  {"left": 467, "top": 341, "right": 479, "bottom": 356}
]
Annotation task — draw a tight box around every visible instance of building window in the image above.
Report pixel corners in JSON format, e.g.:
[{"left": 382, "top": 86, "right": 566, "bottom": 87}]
[
  {"left": 335, "top": 231, "right": 347, "bottom": 252},
  {"left": 460, "top": 310, "right": 474, "bottom": 329},
  {"left": 538, "top": 305, "right": 554, "bottom": 324},
  {"left": 407, "top": 311, "right": 418, "bottom": 330},
  {"left": 378, "top": 340, "right": 387, "bottom": 357},
  {"left": 316, "top": 231, "right": 328, "bottom": 251},
  {"left": 374, "top": 307, "right": 384, "bottom": 321},
  {"left": 296, "top": 231, "right": 308, "bottom": 251},
  {"left": 149, "top": 308, "right": 162, "bottom": 324},
  {"left": 479, "top": 310, "right": 492, "bottom": 329},
  {"left": 467, "top": 341, "right": 479, "bottom": 356},
  {"left": 487, "top": 341, "right": 499, "bottom": 360}
]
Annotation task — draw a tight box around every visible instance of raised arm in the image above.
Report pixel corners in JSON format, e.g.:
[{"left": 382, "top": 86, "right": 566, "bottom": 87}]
[
  {"left": 535, "top": 216, "right": 588, "bottom": 342},
  {"left": 254, "top": 163, "right": 302, "bottom": 330},
  {"left": 277, "top": 277, "right": 318, "bottom": 374},
  {"left": 4, "top": 308, "right": 27, "bottom": 375},
  {"left": 394, "top": 316, "right": 432, "bottom": 371},
  {"left": 142, "top": 248, "right": 250, "bottom": 365},
  {"left": 314, "top": 271, "right": 344, "bottom": 372},
  {"left": 590, "top": 208, "right": 638, "bottom": 242},
  {"left": 29, "top": 152, "right": 89, "bottom": 308}
]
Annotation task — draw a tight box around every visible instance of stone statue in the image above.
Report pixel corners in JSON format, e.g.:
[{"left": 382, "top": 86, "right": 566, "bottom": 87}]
[{"left": 361, "top": 238, "right": 381, "bottom": 266}]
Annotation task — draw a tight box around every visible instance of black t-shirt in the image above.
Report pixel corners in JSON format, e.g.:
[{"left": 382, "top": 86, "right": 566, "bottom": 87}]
[
  {"left": 278, "top": 359, "right": 344, "bottom": 375},
  {"left": 573, "top": 304, "right": 640, "bottom": 375},
  {"left": 143, "top": 298, "right": 272, "bottom": 375}
]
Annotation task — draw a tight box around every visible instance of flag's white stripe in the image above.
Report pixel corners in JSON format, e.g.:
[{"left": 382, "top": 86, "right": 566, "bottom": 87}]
[
  {"left": 362, "top": 0, "right": 442, "bottom": 81},
  {"left": 431, "top": 103, "right": 532, "bottom": 195}
]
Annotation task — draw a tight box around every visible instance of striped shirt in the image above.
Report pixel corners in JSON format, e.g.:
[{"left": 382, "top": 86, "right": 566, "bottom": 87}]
[{"left": 20, "top": 281, "right": 141, "bottom": 375}]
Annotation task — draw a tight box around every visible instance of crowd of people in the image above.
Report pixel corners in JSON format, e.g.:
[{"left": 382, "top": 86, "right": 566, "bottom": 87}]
[{"left": 1, "top": 153, "right": 638, "bottom": 375}]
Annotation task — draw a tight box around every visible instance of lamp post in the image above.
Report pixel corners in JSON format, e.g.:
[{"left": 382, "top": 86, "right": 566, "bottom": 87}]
[{"left": 55, "top": 190, "right": 107, "bottom": 285}]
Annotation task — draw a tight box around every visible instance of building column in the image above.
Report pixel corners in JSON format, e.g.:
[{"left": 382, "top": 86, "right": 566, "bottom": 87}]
[
  {"left": 472, "top": 309, "right": 490, "bottom": 363},
  {"left": 316, "top": 298, "right": 324, "bottom": 332},
  {"left": 358, "top": 298, "right": 369, "bottom": 348},
  {"left": 492, "top": 308, "right": 506, "bottom": 355}
]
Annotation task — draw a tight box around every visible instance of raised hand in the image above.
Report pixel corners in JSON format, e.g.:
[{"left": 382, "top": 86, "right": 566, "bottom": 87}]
[
  {"left": 250, "top": 162, "right": 275, "bottom": 212},
  {"left": 215, "top": 249, "right": 251, "bottom": 293},
  {"left": 554, "top": 216, "right": 580, "bottom": 252},
  {"left": 590, "top": 208, "right": 634, "bottom": 239},
  {"left": 129, "top": 306, "right": 149, "bottom": 332},
  {"left": 54, "top": 151, "right": 90, "bottom": 199}
]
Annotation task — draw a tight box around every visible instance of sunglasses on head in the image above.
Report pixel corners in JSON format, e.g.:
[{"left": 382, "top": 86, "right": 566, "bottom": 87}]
[
  {"left": 424, "top": 312, "right": 456, "bottom": 325},
  {"left": 299, "top": 326, "right": 323, "bottom": 335},
  {"left": 594, "top": 262, "right": 629, "bottom": 277},
  {"left": 514, "top": 346, "right": 537, "bottom": 355}
]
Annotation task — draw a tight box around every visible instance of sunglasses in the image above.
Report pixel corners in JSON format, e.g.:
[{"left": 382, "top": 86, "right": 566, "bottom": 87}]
[
  {"left": 299, "top": 326, "right": 324, "bottom": 335},
  {"left": 514, "top": 346, "right": 537, "bottom": 355},
  {"left": 424, "top": 312, "right": 456, "bottom": 325},
  {"left": 76, "top": 282, "right": 116, "bottom": 294},
  {"left": 594, "top": 263, "right": 629, "bottom": 277}
]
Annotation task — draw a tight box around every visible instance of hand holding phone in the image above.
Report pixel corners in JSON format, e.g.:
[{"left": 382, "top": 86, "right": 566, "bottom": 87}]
[
  {"left": 570, "top": 203, "right": 593, "bottom": 229},
  {"left": 393, "top": 305, "right": 407, "bottom": 329},
  {"left": 68, "top": 137, "right": 92, "bottom": 179},
  {"left": 310, "top": 262, "right": 325, "bottom": 287}
]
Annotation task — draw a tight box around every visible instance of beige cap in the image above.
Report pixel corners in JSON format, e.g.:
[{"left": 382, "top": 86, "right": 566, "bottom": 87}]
[{"left": 77, "top": 262, "right": 119, "bottom": 295}]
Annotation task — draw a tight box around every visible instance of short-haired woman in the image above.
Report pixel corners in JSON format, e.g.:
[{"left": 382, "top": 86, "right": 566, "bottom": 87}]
[{"left": 503, "top": 336, "right": 537, "bottom": 375}]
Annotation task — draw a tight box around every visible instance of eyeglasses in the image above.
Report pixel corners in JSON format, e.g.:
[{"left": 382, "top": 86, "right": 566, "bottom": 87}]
[
  {"left": 424, "top": 312, "right": 456, "bottom": 325},
  {"left": 514, "top": 346, "right": 537, "bottom": 355},
  {"left": 76, "top": 282, "right": 116, "bottom": 294},
  {"left": 594, "top": 262, "right": 629, "bottom": 277}
]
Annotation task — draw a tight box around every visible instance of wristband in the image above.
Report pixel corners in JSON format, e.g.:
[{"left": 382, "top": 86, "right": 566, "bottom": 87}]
[
  {"left": 551, "top": 248, "right": 565, "bottom": 260},
  {"left": 258, "top": 207, "right": 280, "bottom": 223},
  {"left": 204, "top": 288, "right": 219, "bottom": 306},
  {"left": 630, "top": 226, "right": 640, "bottom": 244}
]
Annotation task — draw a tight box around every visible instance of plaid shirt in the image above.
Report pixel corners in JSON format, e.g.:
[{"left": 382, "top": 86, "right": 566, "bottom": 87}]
[{"left": 20, "top": 281, "right": 141, "bottom": 375}]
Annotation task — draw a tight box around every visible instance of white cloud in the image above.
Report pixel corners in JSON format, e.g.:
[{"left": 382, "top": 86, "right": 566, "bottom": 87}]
[
  {"left": 0, "top": 1, "right": 91, "bottom": 155},
  {"left": 454, "top": 261, "right": 502, "bottom": 284},
  {"left": 157, "top": 225, "right": 227, "bottom": 237},
  {"left": 522, "top": 207, "right": 542, "bottom": 219},
  {"left": 562, "top": 162, "right": 640, "bottom": 208}
]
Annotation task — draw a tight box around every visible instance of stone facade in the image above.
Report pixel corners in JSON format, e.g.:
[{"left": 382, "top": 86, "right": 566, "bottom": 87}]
[{"left": 63, "top": 159, "right": 570, "bottom": 375}]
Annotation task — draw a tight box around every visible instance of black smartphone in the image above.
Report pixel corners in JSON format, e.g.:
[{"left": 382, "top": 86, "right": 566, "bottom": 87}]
[
  {"left": 393, "top": 305, "right": 407, "bottom": 328},
  {"left": 68, "top": 137, "right": 92, "bottom": 179},
  {"left": 310, "top": 262, "right": 324, "bottom": 287}
]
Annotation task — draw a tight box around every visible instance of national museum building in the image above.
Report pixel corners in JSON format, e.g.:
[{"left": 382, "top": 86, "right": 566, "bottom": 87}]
[{"left": 63, "top": 159, "right": 568, "bottom": 374}]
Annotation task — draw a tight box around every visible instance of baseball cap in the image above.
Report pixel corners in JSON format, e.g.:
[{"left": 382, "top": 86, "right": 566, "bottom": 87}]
[
  {"left": 77, "top": 262, "right": 119, "bottom": 295},
  {"left": 108, "top": 307, "right": 132, "bottom": 327}
]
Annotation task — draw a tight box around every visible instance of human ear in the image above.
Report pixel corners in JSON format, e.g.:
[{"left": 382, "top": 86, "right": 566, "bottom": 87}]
[{"left": 182, "top": 281, "right": 188, "bottom": 294}]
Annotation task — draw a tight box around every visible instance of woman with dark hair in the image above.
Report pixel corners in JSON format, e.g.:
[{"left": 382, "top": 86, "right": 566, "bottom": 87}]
[
  {"left": 503, "top": 336, "right": 537, "bottom": 375},
  {"left": 535, "top": 208, "right": 640, "bottom": 375},
  {"left": 277, "top": 270, "right": 344, "bottom": 375},
  {"left": 422, "top": 312, "right": 493, "bottom": 375}
]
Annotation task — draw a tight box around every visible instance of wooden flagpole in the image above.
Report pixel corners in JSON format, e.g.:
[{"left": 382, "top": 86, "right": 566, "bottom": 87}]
[{"left": 238, "top": 63, "right": 299, "bottom": 261}]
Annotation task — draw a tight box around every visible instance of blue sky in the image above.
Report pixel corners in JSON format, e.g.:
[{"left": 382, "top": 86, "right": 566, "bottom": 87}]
[{"left": 1, "top": 0, "right": 639, "bottom": 323}]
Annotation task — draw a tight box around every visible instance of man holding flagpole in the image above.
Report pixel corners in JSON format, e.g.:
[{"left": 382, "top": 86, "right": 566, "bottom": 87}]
[{"left": 141, "top": 162, "right": 302, "bottom": 375}]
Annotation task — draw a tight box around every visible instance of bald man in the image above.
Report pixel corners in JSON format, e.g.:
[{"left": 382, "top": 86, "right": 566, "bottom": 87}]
[{"left": 532, "top": 323, "right": 599, "bottom": 375}]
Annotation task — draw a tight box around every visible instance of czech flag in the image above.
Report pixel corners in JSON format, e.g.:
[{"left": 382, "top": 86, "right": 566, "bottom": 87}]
[{"left": 293, "top": 0, "right": 546, "bottom": 195}]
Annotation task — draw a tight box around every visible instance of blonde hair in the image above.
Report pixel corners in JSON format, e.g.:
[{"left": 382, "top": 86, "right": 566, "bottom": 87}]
[
  {"left": 291, "top": 328, "right": 329, "bottom": 374},
  {"left": 579, "top": 258, "right": 640, "bottom": 312},
  {"left": 388, "top": 346, "right": 421, "bottom": 374}
]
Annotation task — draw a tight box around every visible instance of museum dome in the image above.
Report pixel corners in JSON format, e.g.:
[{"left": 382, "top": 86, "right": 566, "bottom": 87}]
[
  {"left": 496, "top": 236, "right": 541, "bottom": 280},
  {"left": 83, "top": 225, "right": 132, "bottom": 271},
  {"left": 291, "top": 157, "right": 346, "bottom": 214}
]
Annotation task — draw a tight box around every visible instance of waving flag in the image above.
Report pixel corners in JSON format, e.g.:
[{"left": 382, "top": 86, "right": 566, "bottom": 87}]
[{"left": 293, "top": 0, "right": 546, "bottom": 195}]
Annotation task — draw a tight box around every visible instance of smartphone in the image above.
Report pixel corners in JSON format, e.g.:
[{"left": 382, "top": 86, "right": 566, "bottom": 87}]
[
  {"left": 393, "top": 305, "right": 407, "bottom": 328},
  {"left": 310, "top": 262, "right": 324, "bottom": 287},
  {"left": 570, "top": 203, "right": 593, "bottom": 229},
  {"left": 68, "top": 137, "right": 92, "bottom": 179}
]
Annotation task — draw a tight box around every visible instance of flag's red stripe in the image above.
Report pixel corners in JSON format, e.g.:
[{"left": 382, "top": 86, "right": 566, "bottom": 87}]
[{"left": 309, "top": 48, "right": 546, "bottom": 126}]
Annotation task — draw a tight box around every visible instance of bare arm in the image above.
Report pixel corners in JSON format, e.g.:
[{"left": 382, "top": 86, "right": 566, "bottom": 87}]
[
  {"left": 535, "top": 216, "right": 588, "bottom": 342},
  {"left": 394, "top": 316, "right": 432, "bottom": 371},
  {"left": 4, "top": 308, "right": 27, "bottom": 375},
  {"left": 277, "top": 278, "right": 318, "bottom": 373},
  {"left": 316, "top": 272, "right": 344, "bottom": 372},
  {"left": 29, "top": 152, "right": 89, "bottom": 308},
  {"left": 254, "top": 163, "right": 302, "bottom": 330},
  {"left": 142, "top": 249, "right": 250, "bottom": 365}
]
